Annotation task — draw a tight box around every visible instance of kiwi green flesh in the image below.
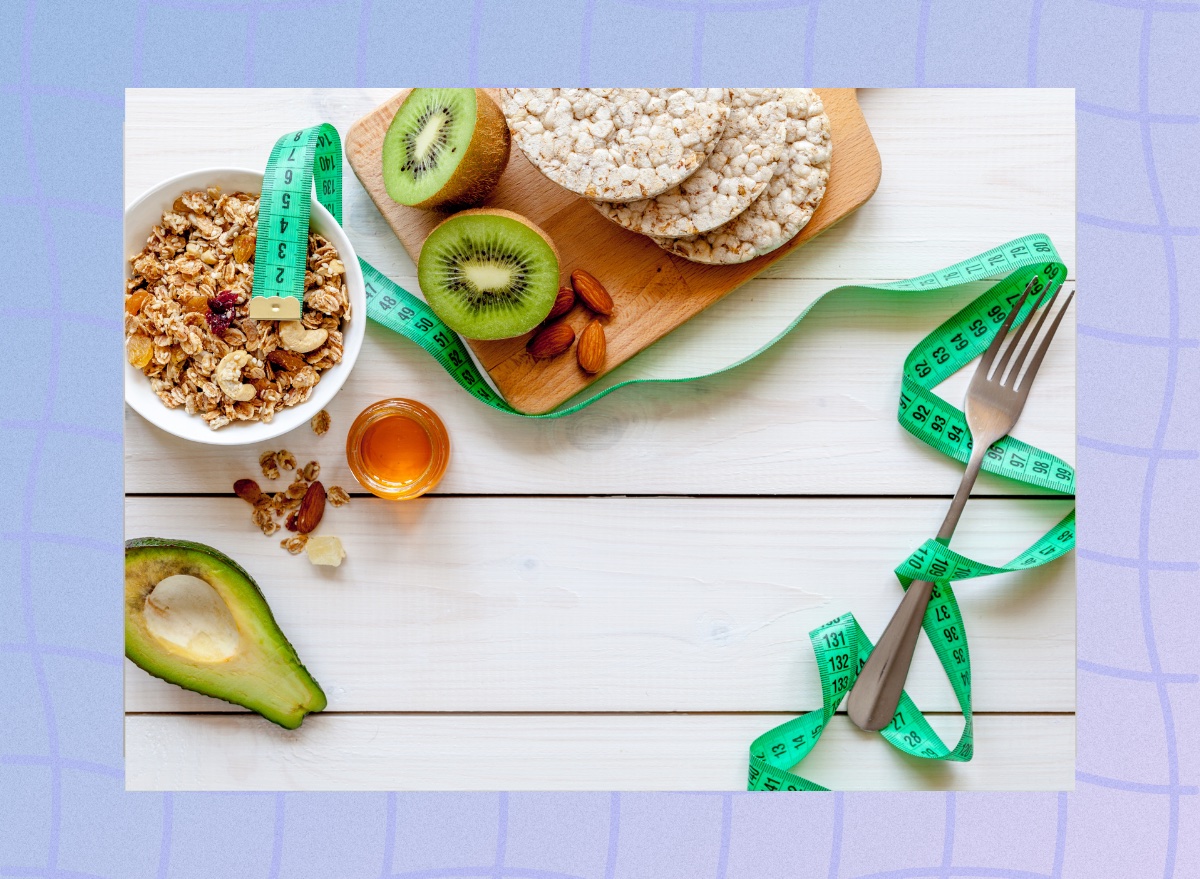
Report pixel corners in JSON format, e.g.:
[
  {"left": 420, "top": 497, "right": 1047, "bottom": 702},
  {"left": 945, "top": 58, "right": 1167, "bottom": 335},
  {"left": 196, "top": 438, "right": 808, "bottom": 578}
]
[
  {"left": 125, "top": 538, "right": 326, "bottom": 729},
  {"left": 418, "top": 213, "right": 560, "bottom": 340},
  {"left": 383, "top": 88, "right": 477, "bottom": 206}
]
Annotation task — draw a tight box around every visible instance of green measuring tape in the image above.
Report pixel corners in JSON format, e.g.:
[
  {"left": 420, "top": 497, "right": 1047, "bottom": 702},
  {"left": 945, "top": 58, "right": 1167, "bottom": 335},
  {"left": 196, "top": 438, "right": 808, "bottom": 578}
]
[
  {"left": 255, "top": 124, "right": 1075, "bottom": 790},
  {"left": 249, "top": 123, "right": 342, "bottom": 320}
]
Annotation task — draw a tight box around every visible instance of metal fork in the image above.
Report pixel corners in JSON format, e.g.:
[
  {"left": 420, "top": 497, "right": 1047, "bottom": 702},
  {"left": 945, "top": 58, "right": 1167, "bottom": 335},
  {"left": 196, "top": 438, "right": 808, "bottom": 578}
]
[{"left": 846, "top": 277, "right": 1075, "bottom": 732}]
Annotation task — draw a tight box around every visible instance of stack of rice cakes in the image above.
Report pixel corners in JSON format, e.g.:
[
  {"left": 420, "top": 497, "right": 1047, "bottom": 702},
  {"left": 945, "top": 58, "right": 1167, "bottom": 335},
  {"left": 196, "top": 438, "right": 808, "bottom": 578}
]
[{"left": 500, "top": 88, "right": 831, "bottom": 265}]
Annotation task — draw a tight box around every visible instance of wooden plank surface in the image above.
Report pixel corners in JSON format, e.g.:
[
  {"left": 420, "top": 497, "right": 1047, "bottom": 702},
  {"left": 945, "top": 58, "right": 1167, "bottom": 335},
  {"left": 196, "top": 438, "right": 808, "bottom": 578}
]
[
  {"left": 124, "top": 89, "right": 1075, "bottom": 497},
  {"left": 125, "top": 496, "right": 1075, "bottom": 714},
  {"left": 124, "top": 88, "right": 1075, "bottom": 791},
  {"left": 125, "top": 714, "right": 1074, "bottom": 791},
  {"left": 345, "top": 89, "right": 881, "bottom": 413}
]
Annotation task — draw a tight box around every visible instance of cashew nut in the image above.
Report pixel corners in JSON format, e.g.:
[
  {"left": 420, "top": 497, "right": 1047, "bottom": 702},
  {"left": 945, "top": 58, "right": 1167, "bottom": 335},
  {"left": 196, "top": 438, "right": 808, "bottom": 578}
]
[
  {"left": 279, "top": 321, "right": 328, "bottom": 354},
  {"left": 214, "top": 350, "right": 257, "bottom": 402}
]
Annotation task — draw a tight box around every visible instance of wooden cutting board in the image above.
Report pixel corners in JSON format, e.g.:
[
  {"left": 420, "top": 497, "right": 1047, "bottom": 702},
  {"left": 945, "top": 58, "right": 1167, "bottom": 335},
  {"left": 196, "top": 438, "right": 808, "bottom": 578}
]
[{"left": 346, "top": 89, "right": 881, "bottom": 414}]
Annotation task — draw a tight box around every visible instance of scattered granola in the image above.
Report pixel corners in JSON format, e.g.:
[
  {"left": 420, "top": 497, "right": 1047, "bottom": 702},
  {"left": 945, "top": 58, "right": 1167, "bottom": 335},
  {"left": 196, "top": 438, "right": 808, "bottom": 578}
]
[
  {"left": 259, "top": 450, "right": 280, "bottom": 480},
  {"left": 310, "top": 409, "right": 331, "bottom": 436},
  {"left": 281, "top": 534, "right": 309, "bottom": 555},
  {"left": 124, "top": 187, "right": 351, "bottom": 430},
  {"left": 234, "top": 453, "right": 347, "bottom": 559}
]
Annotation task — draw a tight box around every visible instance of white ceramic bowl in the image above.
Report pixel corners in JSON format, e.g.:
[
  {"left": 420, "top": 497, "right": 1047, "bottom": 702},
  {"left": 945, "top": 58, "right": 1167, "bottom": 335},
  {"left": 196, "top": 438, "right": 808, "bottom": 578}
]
[{"left": 124, "top": 168, "right": 366, "bottom": 445}]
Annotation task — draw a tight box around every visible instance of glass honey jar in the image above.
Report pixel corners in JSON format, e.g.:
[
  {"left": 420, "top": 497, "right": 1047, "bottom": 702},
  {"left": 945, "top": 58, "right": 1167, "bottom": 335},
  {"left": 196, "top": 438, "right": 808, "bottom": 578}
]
[{"left": 346, "top": 398, "right": 450, "bottom": 500}]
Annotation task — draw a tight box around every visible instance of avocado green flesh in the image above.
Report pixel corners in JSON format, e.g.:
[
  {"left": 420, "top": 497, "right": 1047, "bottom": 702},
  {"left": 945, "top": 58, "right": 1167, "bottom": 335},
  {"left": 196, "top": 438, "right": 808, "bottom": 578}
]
[
  {"left": 382, "top": 88, "right": 477, "bottom": 205},
  {"left": 418, "top": 213, "right": 560, "bottom": 340},
  {"left": 125, "top": 538, "right": 326, "bottom": 730}
]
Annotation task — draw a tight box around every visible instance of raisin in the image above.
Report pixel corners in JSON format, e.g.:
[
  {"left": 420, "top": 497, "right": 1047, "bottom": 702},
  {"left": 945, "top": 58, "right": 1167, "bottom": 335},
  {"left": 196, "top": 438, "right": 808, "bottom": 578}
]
[
  {"left": 126, "top": 333, "right": 153, "bottom": 369},
  {"left": 182, "top": 294, "right": 209, "bottom": 314},
  {"left": 125, "top": 290, "right": 150, "bottom": 315},
  {"left": 232, "top": 232, "right": 256, "bottom": 263}
]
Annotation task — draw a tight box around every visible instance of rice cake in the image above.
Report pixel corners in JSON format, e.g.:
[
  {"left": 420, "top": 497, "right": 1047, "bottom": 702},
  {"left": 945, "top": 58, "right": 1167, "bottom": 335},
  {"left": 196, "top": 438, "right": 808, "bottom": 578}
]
[
  {"left": 501, "top": 88, "right": 731, "bottom": 203},
  {"left": 655, "top": 88, "right": 831, "bottom": 265},
  {"left": 591, "top": 88, "right": 787, "bottom": 238}
]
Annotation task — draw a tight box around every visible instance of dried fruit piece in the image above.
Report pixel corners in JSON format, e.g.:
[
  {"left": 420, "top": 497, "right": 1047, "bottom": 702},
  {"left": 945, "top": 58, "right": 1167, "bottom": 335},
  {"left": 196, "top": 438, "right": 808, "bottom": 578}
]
[
  {"left": 306, "top": 535, "right": 345, "bottom": 567},
  {"left": 182, "top": 294, "right": 210, "bottom": 314},
  {"left": 232, "top": 231, "right": 256, "bottom": 263},
  {"left": 205, "top": 290, "right": 240, "bottom": 335},
  {"left": 281, "top": 534, "right": 308, "bottom": 554},
  {"left": 311, "top": 409, "right": 331, "bottom": 436},
  {"left": 260, "top": 450, "right": 280, "bottom": 480},
  {"left": 577, "top": 319, "right": 606, "bottom": 374},
  {"left": 570, "top": 269, "right": 614, "bottom": 316},
  {"left": 526, "top": 322, "right": 575, "bottom": 360},
  {"left": 546, "top": 286, "right": 575, "bottom": 321},
  {"left": 209, "top": 290, "right": 239, "bottom": 313},
  {"left": 266, "top": 349, "right": 307, "bottom": 372},
  {"left": 126, "top": 333, "right": 153, "bottom": 369},
  {"left": 294, "top": 481, "right": 326, "bottom": 534},
  {"left": 327, "top": 485, "right": 350, "bottom": 507},
  {"left": 233, "top": 479, "right": 264, "bottom": 504},
  {"left": 277, "top": 450, "right": 297, "bottom": 471},
  {"left": 301, "top": 461, "right": 320, "bottom": 482},
  {"left": 125, "top": 290, "right": 150, "bottom": 315}
]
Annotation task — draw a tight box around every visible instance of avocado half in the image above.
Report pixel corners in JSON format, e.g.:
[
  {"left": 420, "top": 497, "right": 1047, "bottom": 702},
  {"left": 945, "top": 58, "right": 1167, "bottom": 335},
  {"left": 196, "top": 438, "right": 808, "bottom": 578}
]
[{"left": 125, "top": 537, "right": 326, "bottom": 729}]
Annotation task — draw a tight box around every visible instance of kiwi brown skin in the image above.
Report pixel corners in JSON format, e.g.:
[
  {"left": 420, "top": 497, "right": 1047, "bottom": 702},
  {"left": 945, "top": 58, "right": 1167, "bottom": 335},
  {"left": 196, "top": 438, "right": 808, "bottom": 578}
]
[{"left": 410, "top": 89, "right": 512, "bottom": 210}]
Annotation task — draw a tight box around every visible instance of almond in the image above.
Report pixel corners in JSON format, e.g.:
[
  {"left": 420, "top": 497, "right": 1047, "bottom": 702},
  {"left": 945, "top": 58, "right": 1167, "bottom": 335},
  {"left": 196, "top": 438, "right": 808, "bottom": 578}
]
[
  {"left": 571, "top": 269, "right": 614, "bottom": 316},
  {"left": 577, "top": 320, "right": 606, "bottom": 374},
  {"left": 233, "top": 478, "right": 264, "bottom": 504},
  {"left": 294, "top": 480, "right": 326, "bottom": 534},
  {"left": 526, "top": 322, "right": 575, "bottom": 360},
  {"left": 546, "top": 285, "right": 575, "bottom": 321}
]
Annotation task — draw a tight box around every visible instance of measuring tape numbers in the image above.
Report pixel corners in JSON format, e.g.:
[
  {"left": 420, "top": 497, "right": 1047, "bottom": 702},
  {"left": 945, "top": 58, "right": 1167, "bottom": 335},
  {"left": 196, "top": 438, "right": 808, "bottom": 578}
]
[
  {"left": 249, "top": 123, "right": 342, "bottom": 320},
  {"left": 749, "top": 245, "right": 1073, "bottom": 790},
  {"left": 252, "top": 123, "right": 1075, "bottom": 791}
]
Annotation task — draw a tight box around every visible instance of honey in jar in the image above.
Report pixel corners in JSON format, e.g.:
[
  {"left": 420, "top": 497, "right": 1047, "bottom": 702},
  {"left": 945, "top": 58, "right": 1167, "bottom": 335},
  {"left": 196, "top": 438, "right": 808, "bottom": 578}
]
[{"left": 346, "top": 399, "right": 450, "bottom": 500}]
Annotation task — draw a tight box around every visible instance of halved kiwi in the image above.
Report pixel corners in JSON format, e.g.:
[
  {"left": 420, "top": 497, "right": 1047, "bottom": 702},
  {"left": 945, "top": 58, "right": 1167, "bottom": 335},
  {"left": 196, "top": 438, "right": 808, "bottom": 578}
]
[
  {"left": 417, "top": 209, "right": 561, "bottom": 340},
  {"left": 382, "top": 88, "right": 511, "bottom": 210}
]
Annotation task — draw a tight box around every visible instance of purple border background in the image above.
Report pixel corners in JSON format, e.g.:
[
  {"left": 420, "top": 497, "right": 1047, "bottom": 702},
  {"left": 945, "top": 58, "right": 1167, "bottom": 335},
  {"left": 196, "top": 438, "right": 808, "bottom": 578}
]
[{"left": 3, "top": 1, "right": 1198, "bottom": 876}]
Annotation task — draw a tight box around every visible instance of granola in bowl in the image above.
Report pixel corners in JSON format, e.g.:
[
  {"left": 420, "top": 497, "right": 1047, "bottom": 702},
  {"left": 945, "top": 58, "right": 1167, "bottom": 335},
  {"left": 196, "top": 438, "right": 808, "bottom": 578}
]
[{"left": 124, "top": 186, "right": 350, "bottom": 430}]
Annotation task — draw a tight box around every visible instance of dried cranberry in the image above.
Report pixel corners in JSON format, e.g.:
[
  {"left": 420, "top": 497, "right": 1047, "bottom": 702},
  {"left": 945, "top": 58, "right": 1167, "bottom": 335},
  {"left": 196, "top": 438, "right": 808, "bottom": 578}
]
[
  {"left": 209, "top": 290, "right": 239, "bottom": 314},
  {"left": 205, "top": 311, "right": 232, "bottom": 335},
  {"left": 204, "top": 290, "right": 240, "bottom": 335}
]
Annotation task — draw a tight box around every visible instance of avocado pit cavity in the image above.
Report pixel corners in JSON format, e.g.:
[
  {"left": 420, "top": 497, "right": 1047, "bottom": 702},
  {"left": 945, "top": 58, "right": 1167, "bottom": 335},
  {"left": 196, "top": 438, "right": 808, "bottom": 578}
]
[{"left": 143, "top": 574, "right": 239, "bottom": 662}]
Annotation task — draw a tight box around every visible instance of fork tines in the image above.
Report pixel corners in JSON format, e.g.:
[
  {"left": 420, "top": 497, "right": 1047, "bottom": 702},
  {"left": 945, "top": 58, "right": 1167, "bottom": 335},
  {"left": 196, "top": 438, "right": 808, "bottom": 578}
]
[{"left": 981, "top": 278, "right": 1075, "bottom": 394}]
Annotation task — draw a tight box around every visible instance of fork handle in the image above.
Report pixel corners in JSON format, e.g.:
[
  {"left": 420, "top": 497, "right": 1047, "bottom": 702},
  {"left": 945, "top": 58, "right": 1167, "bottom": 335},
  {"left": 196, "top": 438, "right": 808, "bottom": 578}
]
[{"left": 846, "top": 443, "right": 989, "bottom": 731}]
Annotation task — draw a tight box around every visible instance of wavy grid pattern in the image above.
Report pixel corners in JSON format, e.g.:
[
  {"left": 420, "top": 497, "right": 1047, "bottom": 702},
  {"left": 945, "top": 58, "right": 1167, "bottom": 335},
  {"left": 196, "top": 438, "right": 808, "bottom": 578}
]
[{"left": 2, "top": 0, "right": 1197, "bottom": 876}]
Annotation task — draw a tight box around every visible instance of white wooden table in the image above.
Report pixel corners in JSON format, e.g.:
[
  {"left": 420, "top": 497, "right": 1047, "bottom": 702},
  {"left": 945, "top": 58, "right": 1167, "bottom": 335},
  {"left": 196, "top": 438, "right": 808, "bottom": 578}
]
[{"left": 124, "top": 89, "right": 1076, "bottom": 791}]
